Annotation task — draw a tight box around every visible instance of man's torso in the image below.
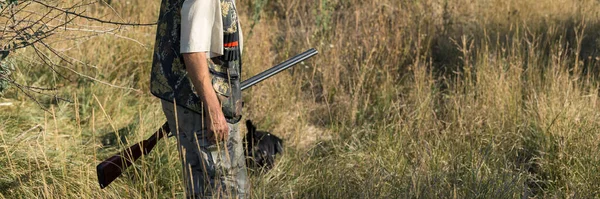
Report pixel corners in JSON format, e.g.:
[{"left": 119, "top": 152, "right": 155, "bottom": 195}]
[{"left": 150, "top": 0, "right": 243, "bottom": 123}]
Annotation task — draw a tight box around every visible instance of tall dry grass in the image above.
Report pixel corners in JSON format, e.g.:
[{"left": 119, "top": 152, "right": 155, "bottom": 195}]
[{"left": 1, "top": 0, "right": 600, "bottom": 198}]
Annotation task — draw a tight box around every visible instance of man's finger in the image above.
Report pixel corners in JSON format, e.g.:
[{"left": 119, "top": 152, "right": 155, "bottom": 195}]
[
  {"left": 221, "top": 128, "right": 229, "bottom": 141},
  {"left": 206, "top": 130, "right": 215, "bottom": 144}
]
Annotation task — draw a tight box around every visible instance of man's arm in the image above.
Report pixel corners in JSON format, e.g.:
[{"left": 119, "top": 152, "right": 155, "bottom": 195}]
[{"left": 182, "top": 52, "right": 229, "bottom": 141}]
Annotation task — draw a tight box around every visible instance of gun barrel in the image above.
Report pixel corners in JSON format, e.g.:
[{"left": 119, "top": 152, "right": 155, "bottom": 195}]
[
  {"left": 97, "top": 48, "right": 318, "bottom": 189},
  {"left": 241, "top": 48, "right": 318, "bottom": 90}
]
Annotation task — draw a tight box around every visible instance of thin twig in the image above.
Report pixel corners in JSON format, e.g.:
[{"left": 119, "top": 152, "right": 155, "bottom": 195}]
[
  {"left": 1, "top": 0, "right": 146, "bottom": 104},
  {"left": 15, "top": 124, "right": 42, "bottom": 141},
  {"left": 46, "top": 26, "right": 148, "bottom": 48},
  {"left": 9, "top": 79, "right": 71, "bottom": 103},
  {"left": 6, "top": 78, "right": 58, "bottom": 91},
  {"left": 11, "top": 82, "right": 49, "bottom": 112},
  {"left": 31, "top": 43, "right": 72, "bottom": 81},
  {"left": 58, "top": 64, "right": 143, "bottom": 93}
]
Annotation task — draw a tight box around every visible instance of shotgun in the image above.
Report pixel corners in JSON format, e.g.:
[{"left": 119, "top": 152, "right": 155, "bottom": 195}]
[{"left": 96, "top": 48, "right": 318, "bottom": 189}]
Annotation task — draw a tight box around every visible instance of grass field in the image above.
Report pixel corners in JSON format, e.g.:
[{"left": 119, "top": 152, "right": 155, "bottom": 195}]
[{"left": 2, "top": 0, "right": 600, "bottom": 198}]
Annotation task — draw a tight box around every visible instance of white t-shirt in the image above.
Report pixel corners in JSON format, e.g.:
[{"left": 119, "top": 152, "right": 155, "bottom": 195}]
[{"left": 180, "top": 0, "right": 243, "bottom": 58}]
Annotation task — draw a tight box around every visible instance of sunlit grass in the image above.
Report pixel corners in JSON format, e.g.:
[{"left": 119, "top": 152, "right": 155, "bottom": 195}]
[{"left": 1, "top": 0, "right": 600, "bottom": 198}]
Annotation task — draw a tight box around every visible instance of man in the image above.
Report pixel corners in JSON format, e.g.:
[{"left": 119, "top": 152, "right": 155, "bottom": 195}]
[{"left": 149, "top": 0, "right": 248, "bottom": 198}]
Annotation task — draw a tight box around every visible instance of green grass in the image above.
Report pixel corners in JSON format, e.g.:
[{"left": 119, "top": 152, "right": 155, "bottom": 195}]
[{"left": 2, "top": 0, "right": 600, "bottom": 198}]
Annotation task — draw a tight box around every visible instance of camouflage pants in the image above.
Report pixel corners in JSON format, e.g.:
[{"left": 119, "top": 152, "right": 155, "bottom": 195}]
[{"left": 161, "top": 100, "right": 248, "bottom": 199}]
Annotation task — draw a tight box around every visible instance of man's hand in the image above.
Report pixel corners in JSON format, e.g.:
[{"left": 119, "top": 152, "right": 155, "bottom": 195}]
[
  {"left": 206, "top": 103, "right": 229, "bottom": 142},
  {"left": 182, "top": 52, "right": 229, "bottom": 142}
]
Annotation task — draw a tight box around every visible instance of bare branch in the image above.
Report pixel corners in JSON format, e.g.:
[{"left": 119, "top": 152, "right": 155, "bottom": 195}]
[{"left": 1, "top": 0, "right": 148, "bottom": 105}]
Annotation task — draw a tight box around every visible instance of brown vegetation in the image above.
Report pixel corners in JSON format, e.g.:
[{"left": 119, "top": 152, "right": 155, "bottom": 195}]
[{"left": 1, "top": 0, "right": 600, "bottom": 198}]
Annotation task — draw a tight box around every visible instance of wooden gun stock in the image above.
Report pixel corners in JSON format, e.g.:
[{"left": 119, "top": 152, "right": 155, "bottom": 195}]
[
  {"left": 96, "top": 48, "right": 318, "bottom": 189},
  {"left": 96, "top": 123, "right": 170, "bottom": 189}
]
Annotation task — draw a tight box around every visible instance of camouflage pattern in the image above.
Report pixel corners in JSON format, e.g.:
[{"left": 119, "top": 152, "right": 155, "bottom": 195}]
[
  {"left": 209, "top": 58, "right": 242, "bottom": 123},
  {"left": 161, "top": 101, "right": 248, "bottom": 198},
  {"left": 152, "top": 0, "right": 248, "bottom": 198},
  {"left": 150, "top": 0, "right": 243, "bottom": 123}
]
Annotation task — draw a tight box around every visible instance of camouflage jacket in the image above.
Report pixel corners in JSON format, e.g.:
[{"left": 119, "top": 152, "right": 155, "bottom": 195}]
[{"left": 150, "top": 0, "right": 243, "bottom": 123}]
